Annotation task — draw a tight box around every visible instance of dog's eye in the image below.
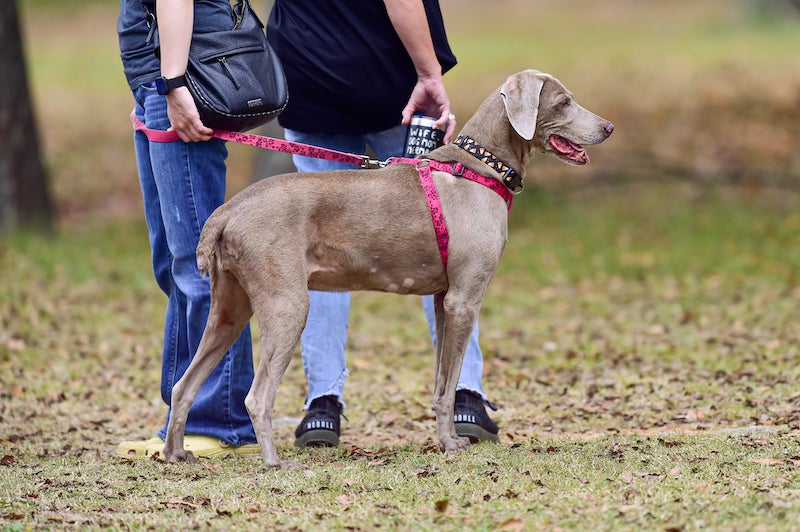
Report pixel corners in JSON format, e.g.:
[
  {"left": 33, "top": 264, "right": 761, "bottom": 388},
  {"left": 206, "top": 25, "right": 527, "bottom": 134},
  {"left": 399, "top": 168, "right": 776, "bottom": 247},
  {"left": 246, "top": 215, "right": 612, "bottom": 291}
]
[{"left": 560, "top": 98, "right": 572, "bottom": 108}]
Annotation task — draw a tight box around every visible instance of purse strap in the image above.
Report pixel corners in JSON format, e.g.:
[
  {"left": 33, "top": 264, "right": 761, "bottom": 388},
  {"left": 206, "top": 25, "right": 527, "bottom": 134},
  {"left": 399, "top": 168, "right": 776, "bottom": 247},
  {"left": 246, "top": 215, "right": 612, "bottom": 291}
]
[
  {"left": 232, "top": 0, "right": 251, "bottom": 30},
  {"left": 144, "top": 0, "right": 256, "bottom": 46}
]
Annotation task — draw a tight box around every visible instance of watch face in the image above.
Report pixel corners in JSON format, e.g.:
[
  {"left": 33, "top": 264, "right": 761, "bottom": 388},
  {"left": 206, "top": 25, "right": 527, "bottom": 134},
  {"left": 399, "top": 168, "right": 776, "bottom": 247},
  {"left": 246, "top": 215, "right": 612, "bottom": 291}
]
[{"left": 155, "top": 77, "right": 168, "bottom": 95}]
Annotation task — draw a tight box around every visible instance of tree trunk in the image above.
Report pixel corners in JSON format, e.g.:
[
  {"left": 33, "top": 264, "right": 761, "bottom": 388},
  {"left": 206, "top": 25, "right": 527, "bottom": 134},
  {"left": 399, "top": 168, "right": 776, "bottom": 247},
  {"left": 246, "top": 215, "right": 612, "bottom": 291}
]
[{"left": 0, "top": 0, "right": 53, "bottom": 232}]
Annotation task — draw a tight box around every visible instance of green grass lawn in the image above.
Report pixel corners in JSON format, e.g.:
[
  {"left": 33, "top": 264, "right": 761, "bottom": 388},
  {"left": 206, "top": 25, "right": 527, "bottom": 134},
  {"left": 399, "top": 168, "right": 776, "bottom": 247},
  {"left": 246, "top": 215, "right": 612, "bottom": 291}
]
[{"left": 3, "top": 184, "right": 800, "bottom": 530}]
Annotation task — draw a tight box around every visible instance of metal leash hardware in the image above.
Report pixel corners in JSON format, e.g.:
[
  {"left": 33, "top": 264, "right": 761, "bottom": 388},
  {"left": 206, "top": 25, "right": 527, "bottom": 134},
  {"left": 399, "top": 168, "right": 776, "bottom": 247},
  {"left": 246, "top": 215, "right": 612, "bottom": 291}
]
[{"left": 360, "top": 156, "right": 392, "bottom": 169}]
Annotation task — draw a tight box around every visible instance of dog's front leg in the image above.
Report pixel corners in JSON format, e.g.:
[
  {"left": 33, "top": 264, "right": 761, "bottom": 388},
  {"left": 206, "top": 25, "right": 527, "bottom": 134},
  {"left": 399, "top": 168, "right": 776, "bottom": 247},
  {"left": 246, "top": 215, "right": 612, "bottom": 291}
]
[{"left": 431, "top": 292, "right": 472, "bottom": 452}]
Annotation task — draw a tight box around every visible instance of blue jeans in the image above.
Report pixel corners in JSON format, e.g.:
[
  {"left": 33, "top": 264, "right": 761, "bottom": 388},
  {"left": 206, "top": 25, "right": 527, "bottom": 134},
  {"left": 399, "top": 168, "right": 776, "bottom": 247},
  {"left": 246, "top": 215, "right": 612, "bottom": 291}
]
[
  {"left": 132, "top": 83, "right": 256, "bottom": 445},
  {"left": 285, "top": 126, "right": 489, "bottom": 410}
]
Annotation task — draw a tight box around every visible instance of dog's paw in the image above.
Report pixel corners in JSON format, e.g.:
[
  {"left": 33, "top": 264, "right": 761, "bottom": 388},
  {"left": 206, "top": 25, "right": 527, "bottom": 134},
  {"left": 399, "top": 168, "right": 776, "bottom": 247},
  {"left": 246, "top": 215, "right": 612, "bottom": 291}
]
[
  {"left": 180, "top": 451, "right": 198, "bottom": 464},
  {"left": 159, "top": 449, "right": 196, "bottom": 464},
  {"left": 439, "top": 435, "right": 471, "bottom": 452}
]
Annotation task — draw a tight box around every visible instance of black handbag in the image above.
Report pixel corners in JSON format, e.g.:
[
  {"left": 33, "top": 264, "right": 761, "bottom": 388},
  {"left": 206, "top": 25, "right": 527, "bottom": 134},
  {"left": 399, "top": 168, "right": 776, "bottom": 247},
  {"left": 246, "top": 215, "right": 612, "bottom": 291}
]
[{"left": 152, "top": 0, "right": 288, "bottom": 132}]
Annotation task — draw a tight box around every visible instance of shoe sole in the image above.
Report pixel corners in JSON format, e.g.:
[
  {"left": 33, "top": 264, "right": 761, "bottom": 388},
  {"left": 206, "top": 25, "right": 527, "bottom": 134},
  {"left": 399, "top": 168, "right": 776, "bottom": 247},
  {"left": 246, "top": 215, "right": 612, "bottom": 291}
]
[
  {"left": 117, "top": 437, "right": 165, "bottom": 459},
  {"left": 117, "top": 435, "right": 260, "bottom": 460},
  {"left": 144, "top": 444, "right": 261, "bottom": 460},
  {"left": 294, "top": 429, "right": 339, "bottom": 448},
  {"left": 455, "top": 423, "right": 499, "bottom": 444}
]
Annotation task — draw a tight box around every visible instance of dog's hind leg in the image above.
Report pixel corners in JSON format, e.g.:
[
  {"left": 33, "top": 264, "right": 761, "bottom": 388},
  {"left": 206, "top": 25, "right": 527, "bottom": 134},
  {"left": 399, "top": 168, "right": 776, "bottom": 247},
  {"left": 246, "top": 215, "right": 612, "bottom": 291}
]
[
  {"left": 244, "top": 278, "right": 310, "bottom": 468},
  {"left": 162, "top": 270, "right": 253, "bottom": 463},
  {"left": 431, "top": 290, "right": 474, "bottom": 452}
]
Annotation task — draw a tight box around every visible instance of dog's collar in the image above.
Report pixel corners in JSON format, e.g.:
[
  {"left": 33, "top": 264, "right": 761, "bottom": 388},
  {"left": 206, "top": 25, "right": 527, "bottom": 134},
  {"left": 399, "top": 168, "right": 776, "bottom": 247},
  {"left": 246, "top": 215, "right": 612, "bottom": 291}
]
[{"left": 453, "top": 134, "right": 523, "bottom": 193}]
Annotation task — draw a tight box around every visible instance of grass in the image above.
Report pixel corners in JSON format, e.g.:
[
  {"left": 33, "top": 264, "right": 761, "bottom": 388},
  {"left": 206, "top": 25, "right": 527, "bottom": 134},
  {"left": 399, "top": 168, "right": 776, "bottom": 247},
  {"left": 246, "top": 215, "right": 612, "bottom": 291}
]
[
  {"left": 3, "top": 184, "right": 800, "bottom": 530},
  {"left": 2, "top": 434, "right": 799, "bottom": 530},
  {"left": 4, "top": 0, "right": 800, "bottom": 529}
]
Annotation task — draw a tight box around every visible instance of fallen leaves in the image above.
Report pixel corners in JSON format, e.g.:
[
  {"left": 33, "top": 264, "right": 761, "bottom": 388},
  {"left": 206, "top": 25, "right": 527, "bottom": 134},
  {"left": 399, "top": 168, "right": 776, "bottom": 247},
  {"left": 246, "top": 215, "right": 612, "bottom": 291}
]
[
  {"left": 336, "top": 494, "right": 351, "bottom": 506},
  {"left": 6, "top": 337, "right": 26, "bottom": 352},
  {"left": 748, "top": 458, "right": 784, "bottom": 466},
  {"left": 500, "top": 518, "right": 525, "bottom": 531},
  {"left": 167, "top": 496, "right": 210, "bottom": 510},
  {"left": 617, "top": 465, "right": 681, "bottom": 486}
]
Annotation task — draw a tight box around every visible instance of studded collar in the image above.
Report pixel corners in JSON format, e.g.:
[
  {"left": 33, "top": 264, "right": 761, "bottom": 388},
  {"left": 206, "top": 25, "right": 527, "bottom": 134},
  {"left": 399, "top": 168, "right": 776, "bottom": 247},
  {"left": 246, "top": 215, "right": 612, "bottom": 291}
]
[{"left": 453, "top": 135, "right": 523, "bottom": 193}]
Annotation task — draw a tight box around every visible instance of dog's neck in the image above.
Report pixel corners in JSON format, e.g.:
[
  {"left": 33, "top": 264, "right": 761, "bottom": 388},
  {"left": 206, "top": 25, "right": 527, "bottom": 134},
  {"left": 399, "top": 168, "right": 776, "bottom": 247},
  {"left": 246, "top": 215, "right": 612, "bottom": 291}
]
[
  {"left": 427, "top": 90, "right": 537, "bottom": 193},
  {"left": 454, "top": 90, "right": 535, "bottom": 181}
]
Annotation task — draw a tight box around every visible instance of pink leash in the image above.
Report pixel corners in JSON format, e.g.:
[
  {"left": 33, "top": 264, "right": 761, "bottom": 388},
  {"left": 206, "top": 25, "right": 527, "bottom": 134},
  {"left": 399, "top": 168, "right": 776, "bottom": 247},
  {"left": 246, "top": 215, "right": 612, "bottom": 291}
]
[
  {"left": 134, "top": 118, "right": 370, "bottom": 168},
  {"left": 133, "top": 120, "right": 513, "bottom": 272}
]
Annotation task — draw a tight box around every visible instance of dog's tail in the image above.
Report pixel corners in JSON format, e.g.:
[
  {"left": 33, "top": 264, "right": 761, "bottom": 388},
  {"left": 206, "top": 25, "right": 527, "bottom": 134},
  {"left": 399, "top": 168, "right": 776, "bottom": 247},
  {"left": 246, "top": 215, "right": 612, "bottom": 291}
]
[{"left": 196, "top": 203, "right": 232, "bottom": 278}]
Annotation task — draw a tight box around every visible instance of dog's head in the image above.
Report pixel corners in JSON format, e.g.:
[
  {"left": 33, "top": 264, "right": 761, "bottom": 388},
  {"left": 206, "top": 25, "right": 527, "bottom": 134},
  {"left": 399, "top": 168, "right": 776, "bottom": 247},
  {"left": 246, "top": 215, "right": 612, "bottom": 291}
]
[{"left": 500, "top": 69, "right": 614, "bottom": 165}]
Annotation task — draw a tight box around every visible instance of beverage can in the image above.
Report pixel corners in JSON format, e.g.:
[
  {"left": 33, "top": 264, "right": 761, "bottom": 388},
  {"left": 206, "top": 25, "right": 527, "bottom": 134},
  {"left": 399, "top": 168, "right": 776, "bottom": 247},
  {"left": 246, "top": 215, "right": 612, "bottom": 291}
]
[{"left": 404, "top": 113, "right": 445, "bottom": 158}]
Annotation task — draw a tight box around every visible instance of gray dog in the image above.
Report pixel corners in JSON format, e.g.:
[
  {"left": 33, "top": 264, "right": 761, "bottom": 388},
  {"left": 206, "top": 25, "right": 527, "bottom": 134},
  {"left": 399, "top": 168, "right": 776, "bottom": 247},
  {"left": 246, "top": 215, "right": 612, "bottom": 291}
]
[{"left": 160, "top": 69, "right": 614, "bottom": 467}]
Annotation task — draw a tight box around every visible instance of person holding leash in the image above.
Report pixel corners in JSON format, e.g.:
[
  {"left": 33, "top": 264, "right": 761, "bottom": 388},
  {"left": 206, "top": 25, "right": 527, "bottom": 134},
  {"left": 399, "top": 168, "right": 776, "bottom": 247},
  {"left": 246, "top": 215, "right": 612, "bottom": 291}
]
[
  {"left": 266, "top": 0, "right": 500, "bottom": 447},
  {"left": 116, "top": 0, "right": 260, "bottom": 458},
  {"left": 116, "top": 0, "right": 498, "bottom": 458}
]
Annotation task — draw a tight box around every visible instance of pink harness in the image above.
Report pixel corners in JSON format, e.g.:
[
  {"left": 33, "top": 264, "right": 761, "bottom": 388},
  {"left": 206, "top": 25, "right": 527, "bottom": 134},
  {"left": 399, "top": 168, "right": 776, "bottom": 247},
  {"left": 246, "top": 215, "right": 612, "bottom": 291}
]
[
  {"left": 134, "top": 120, "right": 514, "bottom": 272},
  {"left": 388, "top": 158, "right": 513, "bottom": 270}
]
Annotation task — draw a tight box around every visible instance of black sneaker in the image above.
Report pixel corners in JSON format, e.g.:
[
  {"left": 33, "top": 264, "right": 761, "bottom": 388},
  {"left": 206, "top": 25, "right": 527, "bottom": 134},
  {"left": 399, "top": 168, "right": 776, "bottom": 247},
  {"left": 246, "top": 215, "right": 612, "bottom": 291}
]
[
  {"left": 294, "top": 395, "right": 342, "bottom": 448},
  {"left": 454, "top": 390, "right": 499, "bottom": 443}
]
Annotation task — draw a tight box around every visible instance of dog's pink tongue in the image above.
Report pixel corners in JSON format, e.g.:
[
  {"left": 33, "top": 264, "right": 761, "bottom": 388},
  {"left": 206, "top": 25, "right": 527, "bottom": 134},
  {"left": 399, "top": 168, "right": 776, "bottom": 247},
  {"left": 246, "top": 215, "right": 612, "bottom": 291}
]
[{"left": 550, "top": 135, "right": 589, "bottom": 164}]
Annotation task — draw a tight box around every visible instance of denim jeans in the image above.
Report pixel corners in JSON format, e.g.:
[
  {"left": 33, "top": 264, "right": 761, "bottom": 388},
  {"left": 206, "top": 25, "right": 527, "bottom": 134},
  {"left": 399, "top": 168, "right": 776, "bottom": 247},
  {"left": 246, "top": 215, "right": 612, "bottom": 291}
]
[
  {"left": 132, "top": 83, "right": 256, "bottom": 445},
  {"left": 284, "top": 126, "right": 489, "bottom": 410}
]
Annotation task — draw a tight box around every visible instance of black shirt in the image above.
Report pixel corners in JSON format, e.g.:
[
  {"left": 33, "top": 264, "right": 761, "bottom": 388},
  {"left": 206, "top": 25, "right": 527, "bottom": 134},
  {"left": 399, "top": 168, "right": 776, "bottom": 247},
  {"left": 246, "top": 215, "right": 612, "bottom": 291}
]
[{"left": 266, "top": 0, "right": 456, "bottom": 135}]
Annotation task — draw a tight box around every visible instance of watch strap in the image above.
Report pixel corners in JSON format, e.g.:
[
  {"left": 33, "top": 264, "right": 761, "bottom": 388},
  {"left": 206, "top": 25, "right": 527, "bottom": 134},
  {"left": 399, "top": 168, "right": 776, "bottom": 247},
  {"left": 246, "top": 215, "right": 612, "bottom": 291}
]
[
  {"left": 156, "top": 74, "right": 187, "bottom": 95},
  {"left": 163, "top": 74, "right": 187, "bottom": 92}
]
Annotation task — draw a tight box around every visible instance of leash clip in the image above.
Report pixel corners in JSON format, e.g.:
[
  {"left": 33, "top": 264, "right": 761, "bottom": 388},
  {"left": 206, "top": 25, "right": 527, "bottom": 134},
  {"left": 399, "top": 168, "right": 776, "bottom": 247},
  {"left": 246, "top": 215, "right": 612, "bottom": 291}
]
[{"left": 360, "top": 156, "right": 390, "bottom": 169}]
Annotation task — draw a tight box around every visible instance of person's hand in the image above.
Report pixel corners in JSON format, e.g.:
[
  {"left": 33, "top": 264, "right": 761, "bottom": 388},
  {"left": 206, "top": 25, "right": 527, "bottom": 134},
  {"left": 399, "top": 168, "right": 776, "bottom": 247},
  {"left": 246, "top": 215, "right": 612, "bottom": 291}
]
[
  {"left": 165, "top": 87, "right": 213, "bottom": 142},
  {"left": 401, "top": 74, "right": 457, "bottom": 143}
]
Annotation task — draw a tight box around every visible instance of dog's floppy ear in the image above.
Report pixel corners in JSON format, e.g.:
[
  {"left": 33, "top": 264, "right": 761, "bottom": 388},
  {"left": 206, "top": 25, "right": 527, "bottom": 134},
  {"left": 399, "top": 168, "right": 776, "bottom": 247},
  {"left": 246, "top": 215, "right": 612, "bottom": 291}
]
[{"left": 500, "top": 70, "right": 545, "bottom": 141}]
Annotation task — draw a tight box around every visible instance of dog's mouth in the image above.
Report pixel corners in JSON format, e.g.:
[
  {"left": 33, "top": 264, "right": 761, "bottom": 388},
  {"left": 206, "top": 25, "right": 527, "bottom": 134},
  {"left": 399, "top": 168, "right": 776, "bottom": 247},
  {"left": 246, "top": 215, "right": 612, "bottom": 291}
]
[{"left": 548, "top": 135, "right": 589, "bottom": 165}]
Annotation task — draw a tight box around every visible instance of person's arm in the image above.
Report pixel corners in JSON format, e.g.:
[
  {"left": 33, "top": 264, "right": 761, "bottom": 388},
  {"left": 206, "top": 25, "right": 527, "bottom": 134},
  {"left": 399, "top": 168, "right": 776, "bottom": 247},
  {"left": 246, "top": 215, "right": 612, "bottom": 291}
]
[
  {"left": 156, "top": 0, "right": 213, "bottom": 142},
  {"left": 384, "top": 0, "right": 456, "bottom": 142}
]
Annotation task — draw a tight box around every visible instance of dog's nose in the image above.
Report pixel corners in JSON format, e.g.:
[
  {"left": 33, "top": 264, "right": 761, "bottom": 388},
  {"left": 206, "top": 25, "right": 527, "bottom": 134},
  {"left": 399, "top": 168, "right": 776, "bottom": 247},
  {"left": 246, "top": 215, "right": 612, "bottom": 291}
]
[{"left": 603, "top": 121, "right": 614, "bottom": 136}]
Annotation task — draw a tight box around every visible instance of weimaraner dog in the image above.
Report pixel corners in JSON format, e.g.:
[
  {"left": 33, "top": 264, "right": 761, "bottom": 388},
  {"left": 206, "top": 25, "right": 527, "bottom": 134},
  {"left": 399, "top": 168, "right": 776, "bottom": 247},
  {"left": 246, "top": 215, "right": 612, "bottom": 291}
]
[{"left": 161, "top": 69, "right": 614, "bottom": 467}]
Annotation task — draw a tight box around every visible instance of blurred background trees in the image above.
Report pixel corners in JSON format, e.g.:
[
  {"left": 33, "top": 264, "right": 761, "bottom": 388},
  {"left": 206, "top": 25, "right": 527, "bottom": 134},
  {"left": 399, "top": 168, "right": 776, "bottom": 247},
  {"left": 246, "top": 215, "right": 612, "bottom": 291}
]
[
  {"left": 743, "top": 0, "right": 800, "bottom": 15},
  {"left": 0, "top": 0, "right": 52, "bottom": 233},
  {"left": 9, "top": 0, "right": 800, "bottom": 231}
]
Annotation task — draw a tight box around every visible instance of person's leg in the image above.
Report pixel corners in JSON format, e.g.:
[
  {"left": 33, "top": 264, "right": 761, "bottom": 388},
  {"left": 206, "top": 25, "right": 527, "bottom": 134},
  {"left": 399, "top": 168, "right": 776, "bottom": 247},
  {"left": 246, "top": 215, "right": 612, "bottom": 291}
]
[
  {"left": 123, "top": 84, "right": 256, "bottom": 454},
  {"left": 284, "top": 129, "right": 370, "bottom": 410},
  {"left": 284, "top": 128, "right": 370, "bottom": 447}
]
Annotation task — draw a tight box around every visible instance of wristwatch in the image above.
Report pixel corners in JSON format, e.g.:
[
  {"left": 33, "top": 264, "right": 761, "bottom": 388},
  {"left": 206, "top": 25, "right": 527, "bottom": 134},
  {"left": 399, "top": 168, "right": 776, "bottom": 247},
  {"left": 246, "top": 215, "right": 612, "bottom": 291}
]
[{"left": 155, "top": 74, "right": 187, "bottom": 95}]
